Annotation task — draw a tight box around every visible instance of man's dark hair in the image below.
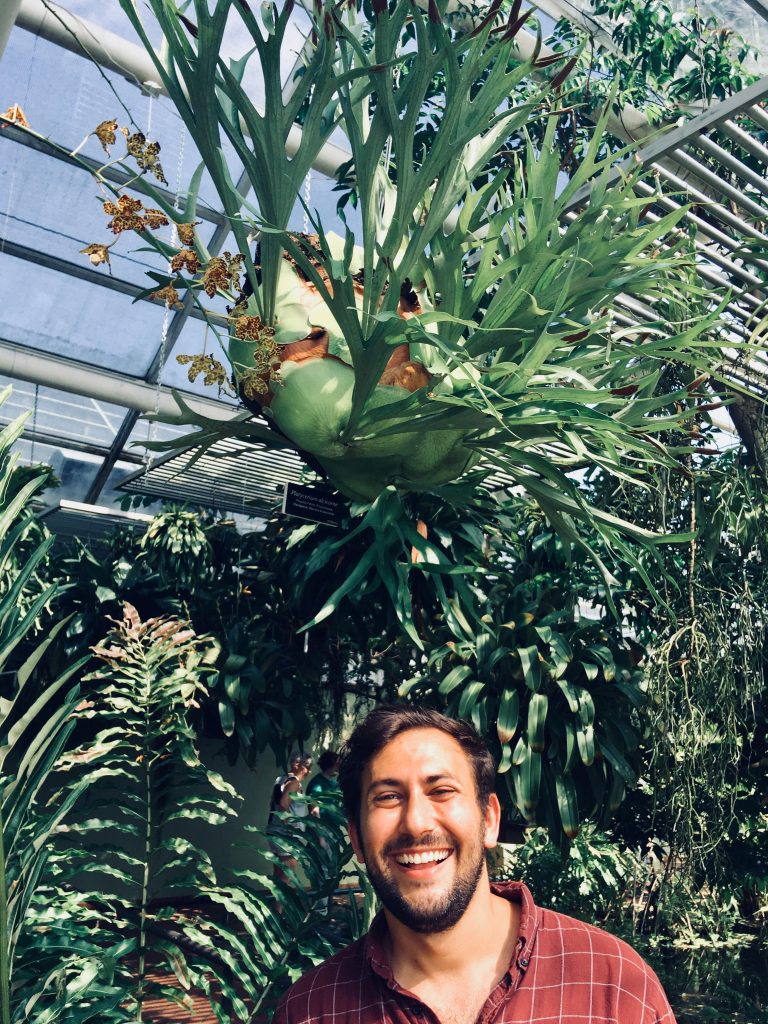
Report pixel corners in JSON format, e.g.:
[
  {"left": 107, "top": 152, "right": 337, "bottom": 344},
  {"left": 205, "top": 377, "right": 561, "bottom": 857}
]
[
  {"left": 318, "top": 749, "right": 340, "bottom": 772},
  {"left": 338, "top": 705, "right": 496, "bottom": 830}
]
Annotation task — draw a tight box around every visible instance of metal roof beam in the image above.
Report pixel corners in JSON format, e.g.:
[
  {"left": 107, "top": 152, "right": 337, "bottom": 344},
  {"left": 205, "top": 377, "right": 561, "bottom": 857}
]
[
  {"left": 660, "top": 148, "right": 768, "bottom": 224},
  {"left": 15, "top": 0, "right": 162, "bottom": 88},
  {"left": 745, "top": 104, "right": 768, "bottom": 133},
  {"left": 634, "top": 180, "right": 768, "bottom": 274},
  {"left": 0, "top": 336, "right": 240, "bottom": 423},
  {"left": 664, "top": 226, "right": 765, "bottom": 294},
  {"left": 1, "top": 0, "right": 23, "bottom": 61},
  {"left": 639, "top": 78, "right": 768, "bottom": 163},
  {"left": 1, "top": 237, "right": 227, "bottom": 327},
  {"left": 693, "top": 134, "right": 768, "bottom": 200},
  {"left": 651, "top": 164, "right": 768, "bottom": 244},
  {"left": 739, "top": 0, "right": 768, "bottom": 26},
  {"left": 564, "top": 75, "right": 768, "bottom": 212},
  {"left": 530, "top": 0, "right": 618, "bottom": 50},
  {"left": 719, "top": 118, "right": 768, "bottom": 165}
]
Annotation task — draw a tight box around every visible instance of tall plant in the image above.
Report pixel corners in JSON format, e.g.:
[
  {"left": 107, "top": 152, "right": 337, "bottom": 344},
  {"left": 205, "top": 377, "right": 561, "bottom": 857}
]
[
  {"left": 0, "top": 394, "right": 90, "bottom": 1024},
  {"left": 32, "top": 604, "right": 356, "bottom": 1022},
  {"left": 46, "top": 506, "right": 375, "bottom": 763},
  {"left": 404, "top": 573, "right": 646, "bottom": 843},
  {"left": 36, "top": 606, "right": 236, "bottom": 1020}
]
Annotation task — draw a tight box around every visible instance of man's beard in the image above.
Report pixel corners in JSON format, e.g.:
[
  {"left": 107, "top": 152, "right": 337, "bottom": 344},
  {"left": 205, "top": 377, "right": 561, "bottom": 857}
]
[{"left": 361, "top": 828, "right": 486, "bottom": 934}]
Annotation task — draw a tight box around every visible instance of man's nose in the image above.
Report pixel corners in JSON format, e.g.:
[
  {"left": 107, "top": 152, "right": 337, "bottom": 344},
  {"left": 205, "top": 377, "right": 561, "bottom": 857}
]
[{"left": 400, "top": 790, "right": 434, "bottom": 838}]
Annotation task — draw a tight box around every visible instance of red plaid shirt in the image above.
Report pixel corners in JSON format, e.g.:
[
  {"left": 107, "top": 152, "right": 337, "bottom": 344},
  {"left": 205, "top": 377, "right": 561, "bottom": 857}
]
[{"left": 274, "top": 881, "right": 676, "bottom": 1024}]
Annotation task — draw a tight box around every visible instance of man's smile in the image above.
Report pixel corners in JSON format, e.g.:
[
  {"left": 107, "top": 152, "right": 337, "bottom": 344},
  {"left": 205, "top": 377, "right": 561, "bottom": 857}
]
[{"left": 390, "top": 848, "right": 454, "bottom": 870}]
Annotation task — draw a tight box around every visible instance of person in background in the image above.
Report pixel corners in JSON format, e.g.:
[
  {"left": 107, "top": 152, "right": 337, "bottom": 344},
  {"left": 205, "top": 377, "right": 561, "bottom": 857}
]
[
  {"left": 307, "top": 749, "right": 341, "bottom": 800},
  {"left": 306, "top": 749, "right": 342, "bottom": 917},
  {"left": 268, "top": 751, "right": 314, "bottom": 891}
]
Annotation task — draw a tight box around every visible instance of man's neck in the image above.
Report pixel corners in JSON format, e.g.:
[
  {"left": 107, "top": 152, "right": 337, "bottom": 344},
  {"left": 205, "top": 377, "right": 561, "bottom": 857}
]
[{"left": 383, "top": 876, "right": 520, "bottom": 985}]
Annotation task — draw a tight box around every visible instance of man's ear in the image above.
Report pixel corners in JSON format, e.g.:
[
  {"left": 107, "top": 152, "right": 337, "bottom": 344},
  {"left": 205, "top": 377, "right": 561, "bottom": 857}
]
[
  {"left": 483, "top": 793, "right": 502, "bottom": 850},
  {"left": 348, "top": 820, "right": 366, "bottom": 865}
]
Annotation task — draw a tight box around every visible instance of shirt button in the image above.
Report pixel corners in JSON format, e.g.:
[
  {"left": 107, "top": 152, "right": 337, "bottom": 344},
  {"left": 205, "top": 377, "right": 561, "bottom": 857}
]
[{"left": 520, "top": 957, "right": 530, "bottom": 968}]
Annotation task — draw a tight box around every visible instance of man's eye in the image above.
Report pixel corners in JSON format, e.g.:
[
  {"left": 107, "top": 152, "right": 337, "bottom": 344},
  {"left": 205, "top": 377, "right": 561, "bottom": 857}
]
[
  {"left": 374, "top": 792, "right": 400, "bottom": 804},
  {"left": 431, "top": 788, "right": 455, "bottom": 798}
]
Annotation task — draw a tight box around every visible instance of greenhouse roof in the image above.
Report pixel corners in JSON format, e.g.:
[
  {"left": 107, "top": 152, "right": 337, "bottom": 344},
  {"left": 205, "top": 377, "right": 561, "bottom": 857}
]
[{"left": 1, "top": 0, "right": 767, "bottom": 523}]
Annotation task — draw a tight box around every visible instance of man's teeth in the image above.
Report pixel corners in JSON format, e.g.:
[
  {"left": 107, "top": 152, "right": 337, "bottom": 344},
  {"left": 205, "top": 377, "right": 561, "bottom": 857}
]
[{"left": 395, "top": 850, "right": 450, "bottom": 865}]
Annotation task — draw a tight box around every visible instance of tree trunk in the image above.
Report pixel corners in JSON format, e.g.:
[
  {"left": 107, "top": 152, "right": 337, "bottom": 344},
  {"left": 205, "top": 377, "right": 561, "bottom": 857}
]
[{"left": 728, "top": 392, "right": 768, "bottom": 479}]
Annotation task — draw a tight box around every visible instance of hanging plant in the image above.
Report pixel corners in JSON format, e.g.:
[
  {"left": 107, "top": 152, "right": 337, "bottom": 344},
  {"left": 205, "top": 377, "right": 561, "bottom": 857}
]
[{"left": 107, "top": 2, "right": 731, "bottom": 563}]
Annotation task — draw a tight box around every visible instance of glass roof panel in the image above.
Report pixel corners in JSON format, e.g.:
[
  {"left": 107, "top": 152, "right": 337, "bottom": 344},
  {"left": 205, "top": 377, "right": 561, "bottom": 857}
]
[
  {"left": 14, "top": 437, "right": 102, "bottom": 503},
  {"left": 9, "top": 429, "right": 157, "bottom": 509},
  {"left": 0, "top": 252, "right": 180, "bottom": 376},
  {"left": 668, "top": 0, "right": 768, "bottom": 74},
  {"left": 0, "top": 140, "right": 175, "bottom": 285},
  {"left": 0, "top": 376, "right": 126, "bottom": 449},
  {"left": 0, "top": 28, "right": 235, "bottom": 213},
  {"left": 60, "top": 0, "right": 317, "bottom": 110}
]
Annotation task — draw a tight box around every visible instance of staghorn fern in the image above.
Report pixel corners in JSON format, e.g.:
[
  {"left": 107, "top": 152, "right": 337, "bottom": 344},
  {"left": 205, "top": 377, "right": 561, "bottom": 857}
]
[{"left": 93, "top": 0, "right": 740, "bottom": 623}]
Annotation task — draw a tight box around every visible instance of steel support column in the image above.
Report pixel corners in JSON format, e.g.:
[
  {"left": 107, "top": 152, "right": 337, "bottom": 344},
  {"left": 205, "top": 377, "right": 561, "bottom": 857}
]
[{"left": 0, "top": 0, "right": 23, "bottom": 62}]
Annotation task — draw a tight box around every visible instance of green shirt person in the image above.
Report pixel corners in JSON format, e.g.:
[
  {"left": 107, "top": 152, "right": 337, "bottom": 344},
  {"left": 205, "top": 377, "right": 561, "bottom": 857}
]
[{"left": 307, "top": 750, "right": 341, "bottom": 801}]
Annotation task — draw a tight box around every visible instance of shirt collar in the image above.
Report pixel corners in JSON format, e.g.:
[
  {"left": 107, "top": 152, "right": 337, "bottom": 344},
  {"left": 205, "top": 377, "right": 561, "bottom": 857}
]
[{"left": 364, "top": 879, "right": 539, "bottom": 984}]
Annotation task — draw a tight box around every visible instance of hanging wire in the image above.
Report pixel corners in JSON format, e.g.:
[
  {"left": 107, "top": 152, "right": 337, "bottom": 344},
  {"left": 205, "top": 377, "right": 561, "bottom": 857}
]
[
  {"left": 302, "top": 170, "right": 312, "bottom": 235},
  {"left": 146, "top": 90, "right": 153, "bottom": 136},
  {"left": 234, "top": 452, "right": 248, "bottom": 620},
  {"left": 144, "top": 97, "right": 186, "bottom": 471},
  {"left": 692, "top": 0, "right": 710, "bottom": 109},
  {"left": 29, "top": 384, "right": 39, "bottom": 466}
]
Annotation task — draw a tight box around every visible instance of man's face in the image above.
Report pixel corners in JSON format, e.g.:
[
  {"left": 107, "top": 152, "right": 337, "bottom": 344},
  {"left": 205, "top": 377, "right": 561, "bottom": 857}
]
[{"left": 349, "top": 727, "right": 500, "bottom": 934}]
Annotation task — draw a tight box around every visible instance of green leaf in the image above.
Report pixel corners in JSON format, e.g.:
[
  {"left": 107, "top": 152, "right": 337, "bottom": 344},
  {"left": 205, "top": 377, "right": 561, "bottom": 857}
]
[
  {"left": 518, "top": 646, "right": 542, "bottom": 692},
  {"left": 527, "top": 693, "right": 549, "bottom": 752},
  {"left": 496, "top": 689, "right": 519, "bottom": 744},
  {"left": 555, "top": 773, "right": 580, "bottom": 840},
  {"left": 438, "top": 665, "right": 473, "bottom": 695},
  {"left": 515, "top": 745, "right": 542, "bottom": 822},
  {"left": 458, "top": 680, "right": 485, "bottom": 721}
]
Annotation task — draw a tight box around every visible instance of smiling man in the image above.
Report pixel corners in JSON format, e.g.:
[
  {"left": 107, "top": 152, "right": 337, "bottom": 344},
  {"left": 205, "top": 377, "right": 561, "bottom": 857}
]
[{"left": 274, "top": 705, "right": 676, "bottom": 1024}]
